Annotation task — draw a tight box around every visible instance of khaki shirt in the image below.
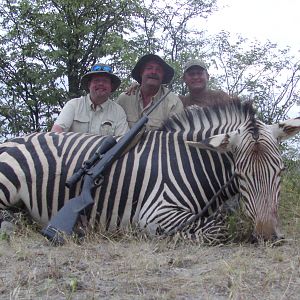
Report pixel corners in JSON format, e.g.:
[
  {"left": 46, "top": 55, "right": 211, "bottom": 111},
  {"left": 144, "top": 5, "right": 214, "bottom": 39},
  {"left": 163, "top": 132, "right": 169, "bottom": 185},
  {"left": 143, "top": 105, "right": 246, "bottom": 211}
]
[
  {"left": 54, "top": 94, "right": 129, "bottom": 136},
  {"left": 180, "top": 90, "right": 232, "bottom": 108},
  {"left": 116, "top": 86, "right": 183, "bottom": 130}
]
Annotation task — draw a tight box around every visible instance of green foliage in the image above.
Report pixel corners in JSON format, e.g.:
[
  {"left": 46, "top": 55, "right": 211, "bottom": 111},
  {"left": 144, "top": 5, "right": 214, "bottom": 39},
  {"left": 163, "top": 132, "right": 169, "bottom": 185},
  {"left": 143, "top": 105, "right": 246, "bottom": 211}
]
[
  {"left": 226, "top": 206, "right": 253, "bottom": 243},
  {"left": 281, "top": 135, "right": 300, "bottom": 162},
  {"left": 69, "top": 278, "right": 78, "bottom": 293},
  {"left": 279, "top": 161, "right": 300, "bottom": 236},
  {"left": 282, "top": 160, "right": 300, "bottom": 195},
  {"left": 0, "top": 231, "right": 10, "bottom": 241}
]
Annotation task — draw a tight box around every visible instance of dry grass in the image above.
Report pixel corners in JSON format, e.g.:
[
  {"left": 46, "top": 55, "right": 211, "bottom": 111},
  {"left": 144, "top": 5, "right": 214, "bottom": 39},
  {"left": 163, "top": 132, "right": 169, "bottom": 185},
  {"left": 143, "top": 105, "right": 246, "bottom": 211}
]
[{"left": 0, "top": 169, "right": 299, "bottom": 299}]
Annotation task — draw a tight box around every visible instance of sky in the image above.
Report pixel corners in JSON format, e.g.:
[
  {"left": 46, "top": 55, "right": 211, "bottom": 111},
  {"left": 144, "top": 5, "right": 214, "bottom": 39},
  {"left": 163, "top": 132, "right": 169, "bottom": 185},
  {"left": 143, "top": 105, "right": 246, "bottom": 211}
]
[{"left": 205, "top": 0, "right": 300, "bottom": 50}]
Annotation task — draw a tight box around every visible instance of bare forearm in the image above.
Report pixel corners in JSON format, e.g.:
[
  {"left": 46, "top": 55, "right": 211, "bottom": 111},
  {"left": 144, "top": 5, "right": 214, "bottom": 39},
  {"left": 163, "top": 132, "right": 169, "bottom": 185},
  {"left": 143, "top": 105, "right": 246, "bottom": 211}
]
[{"left": 51, "top": 124, "right": 64, "bottom": 133}]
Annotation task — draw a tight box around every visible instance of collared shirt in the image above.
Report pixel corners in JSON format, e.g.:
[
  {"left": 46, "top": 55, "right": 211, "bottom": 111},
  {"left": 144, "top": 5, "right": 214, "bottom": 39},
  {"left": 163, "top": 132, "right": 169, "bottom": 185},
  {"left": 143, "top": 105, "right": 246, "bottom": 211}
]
[
  {"left": 54, "top": 94, "right": 129, "bottom": 136},
  {"left": 116, "top": 85, "right": 183, "bottom": 130}
]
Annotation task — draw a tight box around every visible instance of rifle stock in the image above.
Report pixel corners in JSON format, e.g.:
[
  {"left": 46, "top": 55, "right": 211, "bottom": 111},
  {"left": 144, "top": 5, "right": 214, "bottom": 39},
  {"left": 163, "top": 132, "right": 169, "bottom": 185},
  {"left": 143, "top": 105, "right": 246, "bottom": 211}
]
[
  {"left": 42, "top": 176, "right": 95, "bottom": 244},
  {"left": 42, "top": 88, "right": 172, "bottom": 243}
]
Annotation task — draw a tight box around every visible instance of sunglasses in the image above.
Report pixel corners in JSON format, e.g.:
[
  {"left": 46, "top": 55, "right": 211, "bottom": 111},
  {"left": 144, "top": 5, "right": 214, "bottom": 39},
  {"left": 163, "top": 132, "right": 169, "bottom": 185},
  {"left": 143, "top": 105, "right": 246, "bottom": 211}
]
[{"left": 91, "top": 65, "right": 112, "bottom": 73}]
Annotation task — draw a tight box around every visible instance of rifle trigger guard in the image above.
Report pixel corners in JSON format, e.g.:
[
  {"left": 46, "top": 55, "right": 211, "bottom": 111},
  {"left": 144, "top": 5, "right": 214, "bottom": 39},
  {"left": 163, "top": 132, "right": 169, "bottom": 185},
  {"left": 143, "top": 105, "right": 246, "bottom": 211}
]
[{"left": 94, "top": 175, "right": 104, "bottom": 187}]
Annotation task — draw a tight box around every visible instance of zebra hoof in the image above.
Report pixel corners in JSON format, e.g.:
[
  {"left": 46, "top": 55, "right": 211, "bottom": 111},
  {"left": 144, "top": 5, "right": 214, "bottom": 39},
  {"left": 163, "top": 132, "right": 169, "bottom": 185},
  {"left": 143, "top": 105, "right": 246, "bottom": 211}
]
[{"left": 41, "top": 225, "right": 66, "bottom": 246}]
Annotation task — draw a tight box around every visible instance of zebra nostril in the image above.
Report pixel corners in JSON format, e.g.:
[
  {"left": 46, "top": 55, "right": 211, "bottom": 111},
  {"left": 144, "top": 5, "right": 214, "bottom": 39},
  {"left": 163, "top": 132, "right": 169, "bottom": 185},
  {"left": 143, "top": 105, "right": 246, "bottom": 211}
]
[
  {"left": 269, "top": 233, "right": 285, "bottom": 246},
  {"left": 250, "top": 232, "right": 285, "bottom": 245},
  {"left": 272, "top": 232, "right": 285, "bottom": 241}
]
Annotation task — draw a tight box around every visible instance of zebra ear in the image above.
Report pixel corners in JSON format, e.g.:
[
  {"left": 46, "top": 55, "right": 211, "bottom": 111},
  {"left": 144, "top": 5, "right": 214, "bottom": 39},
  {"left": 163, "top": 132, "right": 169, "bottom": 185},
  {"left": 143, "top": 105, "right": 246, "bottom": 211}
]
[
  {"left": 269, "top": 117, "right": 300, "bottom": 142},
  {"left": 185, "top": 131, "right": 238, "bottom": 153}
]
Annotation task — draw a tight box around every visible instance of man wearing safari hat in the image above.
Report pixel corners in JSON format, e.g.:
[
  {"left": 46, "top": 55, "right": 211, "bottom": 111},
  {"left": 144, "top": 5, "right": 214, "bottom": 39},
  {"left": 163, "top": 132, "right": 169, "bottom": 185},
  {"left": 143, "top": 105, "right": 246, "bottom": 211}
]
[
  {"left": 180, "top": 59, "right": 232, "bottom": 107},
  {"left": 51, "top": 63, "right": 129, "bottom": 136},
  {"left": 117, "top": 54, "right": 183, "bottom": 130}
]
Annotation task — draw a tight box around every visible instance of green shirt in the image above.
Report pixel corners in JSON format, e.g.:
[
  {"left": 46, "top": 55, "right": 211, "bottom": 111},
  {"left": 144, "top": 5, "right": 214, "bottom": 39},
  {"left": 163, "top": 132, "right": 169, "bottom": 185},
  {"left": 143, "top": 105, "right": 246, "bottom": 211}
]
[
  {"left": 179, "top": 90, "right": 232, "bottom": 108},
  {"left": 117, "top": 85, "right": 184, "bottom": 130}
]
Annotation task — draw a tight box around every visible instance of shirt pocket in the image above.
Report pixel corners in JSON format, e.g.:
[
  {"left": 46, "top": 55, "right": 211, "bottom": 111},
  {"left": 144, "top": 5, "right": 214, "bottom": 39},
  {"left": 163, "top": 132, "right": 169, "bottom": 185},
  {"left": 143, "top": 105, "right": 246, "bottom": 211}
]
[
  {"left": 71, "top": 117, "right": 89, "bottom": 133},
  {"left": 99, "top": 120, "right": 115, "bottom": 136}
]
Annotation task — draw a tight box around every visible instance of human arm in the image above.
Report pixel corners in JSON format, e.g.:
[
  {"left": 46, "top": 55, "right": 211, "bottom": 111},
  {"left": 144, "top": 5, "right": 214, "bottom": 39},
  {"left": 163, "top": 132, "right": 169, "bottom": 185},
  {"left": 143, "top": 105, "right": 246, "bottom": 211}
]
[
  {"left": 114, "top": 114, "right": 130, "bottom": 136},
  {"left": 116, "top": 92, "right": 140, "bottom": 129},
  {"left": 167, "top": 92, "right": 184, "bottom": 116},
  {"left": 51, "top": 100, "right": 76, "bottom": 133},
  {"left": 51, "top": 124, "right": 64, "bottom": 133},
  {"left": 107, "top": 100, "right": 130, "bottom": 136}
]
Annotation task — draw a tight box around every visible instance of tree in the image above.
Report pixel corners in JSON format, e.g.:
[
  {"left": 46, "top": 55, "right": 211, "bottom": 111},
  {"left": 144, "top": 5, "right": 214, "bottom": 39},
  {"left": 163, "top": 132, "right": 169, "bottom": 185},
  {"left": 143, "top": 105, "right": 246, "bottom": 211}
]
[
  {"left": 0, "top": 0, "right": 140, "bottom": 138},
  {"left": 110, "top": 0, "right": 218, "bottom": 93},
  {"left": 206, "top": 31, "right": 300, "bottom": 124},
  {"left": 0, "top": 0, "right": 218, "bottom": 140}
]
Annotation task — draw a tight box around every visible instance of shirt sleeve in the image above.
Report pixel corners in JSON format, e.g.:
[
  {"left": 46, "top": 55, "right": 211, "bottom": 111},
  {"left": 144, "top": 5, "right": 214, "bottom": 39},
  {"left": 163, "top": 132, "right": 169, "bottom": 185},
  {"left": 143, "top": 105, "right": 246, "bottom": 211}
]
[
  {"left": 115, "top": 93, "right": 128, "bottom": 111},
  {"left": 167, "top": 92, "right": 184, "bottom": 116},
  {"left": 54, "top": 100, "right": 76, "bottom": 132},
  {"left": 114, "top": 105, "right": 130, "bottom": 136}
]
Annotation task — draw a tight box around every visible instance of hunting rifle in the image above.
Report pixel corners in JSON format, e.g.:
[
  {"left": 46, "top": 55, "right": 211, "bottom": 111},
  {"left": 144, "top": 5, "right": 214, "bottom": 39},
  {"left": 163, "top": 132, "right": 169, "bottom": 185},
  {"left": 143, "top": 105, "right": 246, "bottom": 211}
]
[{"left": 42, "top": 88, "right": 172, "bottom": 243}]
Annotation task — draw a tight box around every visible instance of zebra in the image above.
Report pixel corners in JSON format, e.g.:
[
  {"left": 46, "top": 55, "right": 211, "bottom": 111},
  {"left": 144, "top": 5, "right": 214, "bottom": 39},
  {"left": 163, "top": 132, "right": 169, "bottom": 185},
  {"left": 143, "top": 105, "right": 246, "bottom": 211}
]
[{"left": 0, "top": 100, "right": 299, "bottom": 243}]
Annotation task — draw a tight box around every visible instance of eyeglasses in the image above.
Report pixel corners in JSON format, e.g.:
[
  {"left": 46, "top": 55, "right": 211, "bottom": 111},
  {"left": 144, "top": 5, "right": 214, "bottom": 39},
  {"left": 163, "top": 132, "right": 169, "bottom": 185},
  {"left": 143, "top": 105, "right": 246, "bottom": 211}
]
[{"left": 91, "top": 65, "right": 112, "bottom": 73}]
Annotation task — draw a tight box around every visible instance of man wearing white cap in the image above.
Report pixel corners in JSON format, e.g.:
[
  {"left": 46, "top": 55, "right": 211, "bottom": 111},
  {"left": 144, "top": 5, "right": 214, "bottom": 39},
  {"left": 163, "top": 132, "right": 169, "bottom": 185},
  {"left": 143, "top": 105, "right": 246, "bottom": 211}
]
[
  {"left": 51, "top": 64, "right": 129, "bottom": 136},
  {"left": 117, "top": 54, "right": 183, "bottom": 130},
  {"left": 180, "top": 59, "right": 232, "bottom": 107}
]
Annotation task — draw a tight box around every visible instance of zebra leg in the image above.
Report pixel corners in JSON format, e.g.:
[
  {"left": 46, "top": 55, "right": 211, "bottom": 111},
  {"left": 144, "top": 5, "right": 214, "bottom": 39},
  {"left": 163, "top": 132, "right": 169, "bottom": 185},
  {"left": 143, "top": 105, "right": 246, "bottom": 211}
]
[
  {"left": 139, "top": 190, "right": 231, "bottom": 244},
  {"left": 177, "top": 211, "right": 231, "bottom": 245}
]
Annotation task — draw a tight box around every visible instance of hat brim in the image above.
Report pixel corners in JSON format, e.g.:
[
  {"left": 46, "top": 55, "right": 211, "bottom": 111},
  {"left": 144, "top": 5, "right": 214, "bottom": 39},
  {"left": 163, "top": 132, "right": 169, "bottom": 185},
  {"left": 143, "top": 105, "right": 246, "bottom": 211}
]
[
  {"left": 131, "top": 54, "right": 174, "bottom": 84},
  {"left": 81, "top": 71, "right": 121, "bottom": 92}
]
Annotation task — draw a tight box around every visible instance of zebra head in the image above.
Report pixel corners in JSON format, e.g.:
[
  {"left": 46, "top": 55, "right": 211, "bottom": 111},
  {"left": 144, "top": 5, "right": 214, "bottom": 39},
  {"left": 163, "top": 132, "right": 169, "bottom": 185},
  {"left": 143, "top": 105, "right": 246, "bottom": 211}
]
[{"left": 186, "top": 112, "right": 300, "bottom": 241}]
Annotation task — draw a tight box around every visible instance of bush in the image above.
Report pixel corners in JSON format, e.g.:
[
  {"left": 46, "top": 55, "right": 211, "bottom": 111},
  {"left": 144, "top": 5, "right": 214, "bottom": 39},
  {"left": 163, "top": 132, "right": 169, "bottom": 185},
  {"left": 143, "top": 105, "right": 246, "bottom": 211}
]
[{"left": 280, "top": 159, "right": 300, "bottom": 237}]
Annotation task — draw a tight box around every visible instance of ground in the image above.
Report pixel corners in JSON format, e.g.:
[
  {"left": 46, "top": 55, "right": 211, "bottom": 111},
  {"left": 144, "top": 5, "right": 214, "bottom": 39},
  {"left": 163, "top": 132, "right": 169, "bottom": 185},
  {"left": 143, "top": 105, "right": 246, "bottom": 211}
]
[
  {"left": 0, "top": 169, "right": 299, "bottom": 300},
  {"left": 0, "top": 217, "right": 299, "bottom": 299}
]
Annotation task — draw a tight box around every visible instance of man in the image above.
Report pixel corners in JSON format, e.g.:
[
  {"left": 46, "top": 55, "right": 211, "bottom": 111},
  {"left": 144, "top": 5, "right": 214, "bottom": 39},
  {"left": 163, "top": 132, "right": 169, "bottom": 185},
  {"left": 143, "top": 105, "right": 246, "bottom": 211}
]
[
  {"left": 180, "top": 59, "right": 232, "bottom": 107},
  {"left": 51, "top": 64, "right": 129, "bottom": 136},
  {"left": 117, "top": 54, "right": 183, "bottom": 130},
  {"left": 181, "top": 59, "right": 238, "bottom": 213}
]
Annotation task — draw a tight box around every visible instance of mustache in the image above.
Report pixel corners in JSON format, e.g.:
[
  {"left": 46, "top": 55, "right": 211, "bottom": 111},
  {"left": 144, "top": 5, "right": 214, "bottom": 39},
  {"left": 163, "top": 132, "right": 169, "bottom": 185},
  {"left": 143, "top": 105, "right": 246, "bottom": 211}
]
[{"left": 146, "top": 74, "right": 160, "bottom": 80}]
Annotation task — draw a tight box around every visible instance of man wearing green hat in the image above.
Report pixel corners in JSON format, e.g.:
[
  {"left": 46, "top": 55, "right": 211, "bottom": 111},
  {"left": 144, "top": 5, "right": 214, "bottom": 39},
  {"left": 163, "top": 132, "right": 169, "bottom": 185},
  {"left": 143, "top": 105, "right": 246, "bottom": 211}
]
[
  {"left": 51, "top": 64, "right": 129, "bottom": 136},
  {"left": 117, "top": 54, "right": 183, "bottom": 130},
  {"left": 180, "top": 59, "right": 232, "bottom": 107}
]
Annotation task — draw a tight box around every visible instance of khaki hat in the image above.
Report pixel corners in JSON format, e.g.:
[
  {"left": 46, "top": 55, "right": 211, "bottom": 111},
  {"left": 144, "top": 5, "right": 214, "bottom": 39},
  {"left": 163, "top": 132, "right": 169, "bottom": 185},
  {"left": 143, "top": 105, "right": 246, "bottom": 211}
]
[
  {"left": 183, "top": 59, "right": 208, "bottom": 74},
  {"left": 131, "top": 54, "right": 174, "bottom": 84},
  {"left": 81, "top": 64, "right": 121, "bottom": 92}
]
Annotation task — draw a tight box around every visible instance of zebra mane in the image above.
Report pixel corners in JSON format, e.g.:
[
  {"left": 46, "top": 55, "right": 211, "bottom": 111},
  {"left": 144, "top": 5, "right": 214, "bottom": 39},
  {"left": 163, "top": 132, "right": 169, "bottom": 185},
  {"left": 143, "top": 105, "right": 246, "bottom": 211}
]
[{"left": 160, "top": 98, "right": 257, "bottom": 136}]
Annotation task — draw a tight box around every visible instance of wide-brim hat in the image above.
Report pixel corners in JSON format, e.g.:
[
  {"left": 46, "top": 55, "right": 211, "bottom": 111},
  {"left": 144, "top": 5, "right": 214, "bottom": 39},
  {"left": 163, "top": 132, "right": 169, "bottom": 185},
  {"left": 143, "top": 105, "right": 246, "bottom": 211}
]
[
  {"left": 81, "top": 64, "right": 121, "bottom": 92},
  {"left": 131, "top": 54, "right": 174, "bottom": 84}
]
